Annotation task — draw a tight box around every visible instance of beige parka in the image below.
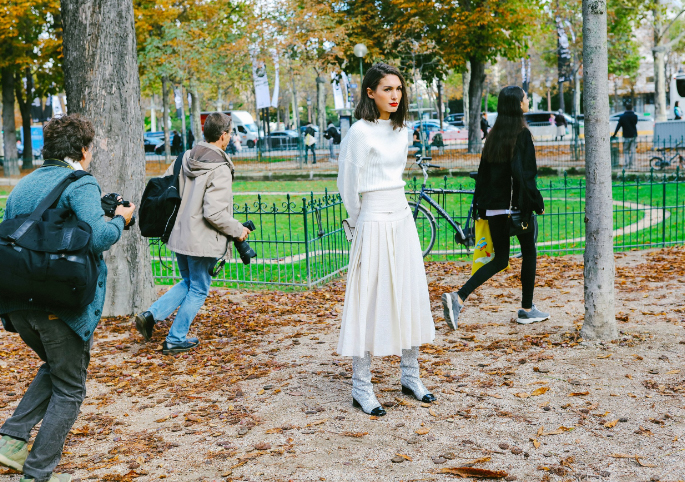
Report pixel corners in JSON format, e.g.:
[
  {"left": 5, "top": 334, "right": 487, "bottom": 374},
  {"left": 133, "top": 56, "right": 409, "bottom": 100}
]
[{"left": 165, "top": 141, "right": 244, "bottom": 259}]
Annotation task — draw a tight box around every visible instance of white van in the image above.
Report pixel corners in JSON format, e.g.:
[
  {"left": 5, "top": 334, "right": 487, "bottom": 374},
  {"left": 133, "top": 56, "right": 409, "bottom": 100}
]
[{"left": 200, "top": 110, "right": 260, "bottom": 148}]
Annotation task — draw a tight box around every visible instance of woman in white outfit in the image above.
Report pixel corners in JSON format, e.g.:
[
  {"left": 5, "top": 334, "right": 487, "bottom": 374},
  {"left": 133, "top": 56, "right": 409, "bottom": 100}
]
[{"left": 337, "top": 63, "right": 436, "bottom": 416}]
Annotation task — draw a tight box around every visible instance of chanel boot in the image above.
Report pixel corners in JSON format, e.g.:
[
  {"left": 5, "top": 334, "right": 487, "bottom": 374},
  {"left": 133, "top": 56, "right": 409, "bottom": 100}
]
[
  {"left": 400, "top": 346, "right": 436, "bottom": 403},
  {"left": 351, "top": 352, "right": 386, "bottom": 416}
]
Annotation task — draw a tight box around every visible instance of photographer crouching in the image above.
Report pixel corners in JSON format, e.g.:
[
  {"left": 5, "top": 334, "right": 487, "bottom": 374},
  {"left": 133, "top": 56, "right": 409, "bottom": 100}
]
[
  {"left": 0, "top": 114, "right": 135, "bottom": 482},
  {"left": 132, "top": 112, "right": 250, "bottom": 355}
]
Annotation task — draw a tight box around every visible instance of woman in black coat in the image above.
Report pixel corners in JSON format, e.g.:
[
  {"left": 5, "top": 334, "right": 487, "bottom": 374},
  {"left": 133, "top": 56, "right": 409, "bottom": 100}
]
[{"left": 442, "top": 86, "right": 548, "bottom": 328}]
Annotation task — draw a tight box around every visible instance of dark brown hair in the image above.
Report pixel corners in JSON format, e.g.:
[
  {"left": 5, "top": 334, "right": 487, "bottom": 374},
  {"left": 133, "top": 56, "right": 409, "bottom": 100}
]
[
  {"left": 482, "top": 86, "right": 528, "bottom": 163},
  {"left": 354, "top": 63, "right": 408, "bottom": 130},
  {"left": 204, "top": 112, "right": 233, "bottom": 143},
  {"left": 42, "top": 114, "right": 95, "bottom": 161}
]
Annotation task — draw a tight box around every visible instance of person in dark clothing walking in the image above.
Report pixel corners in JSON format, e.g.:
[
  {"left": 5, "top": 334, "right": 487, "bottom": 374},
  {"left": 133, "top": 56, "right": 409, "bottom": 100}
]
[
  {"left": 0, "top": 115, "right": 135, "bottom": 482},
  {"left": 171, "top": 130, "right": 182, "bottom": 155},
  {"left": 554, "top": 110, "right": 567, "bottom": 141},
  {"left": 441, "top": 86, "right": 548, "bottom": 329},
  {"left": 480, "top": 112, "right": 489, "bottom": 139},
  {"left": 612, "top": 104, "right": 638, "bottom": 169},
  {"left": 187, "top": 128, "right": 195, "bottom": 148}
]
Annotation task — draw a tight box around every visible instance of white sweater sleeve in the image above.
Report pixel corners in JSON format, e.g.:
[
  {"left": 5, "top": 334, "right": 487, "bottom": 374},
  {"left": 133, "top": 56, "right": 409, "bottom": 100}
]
[{"left": 337, "top": 128, "right": 367, "bottom": 226}]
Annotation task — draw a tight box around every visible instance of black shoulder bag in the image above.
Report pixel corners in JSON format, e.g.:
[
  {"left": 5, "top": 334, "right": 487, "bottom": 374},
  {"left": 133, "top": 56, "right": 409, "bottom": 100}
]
[
  {"left": 508, "top": 178, "right": 536, "bottom": 237},
  {"left": 0, "top": 171, "right": 100, "bottom": 309}
]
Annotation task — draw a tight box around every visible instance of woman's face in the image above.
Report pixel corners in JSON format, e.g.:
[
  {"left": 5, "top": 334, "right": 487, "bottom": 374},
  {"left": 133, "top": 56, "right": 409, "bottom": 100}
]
[
  {"left": 521, "top": 92, "right": 530, "bottom": 114},
  {"left": 367, "top": 74, "right": 402, "bottom": 120},
  {"left": 81, "top": 146, "right": 92, "bottom": 169}
]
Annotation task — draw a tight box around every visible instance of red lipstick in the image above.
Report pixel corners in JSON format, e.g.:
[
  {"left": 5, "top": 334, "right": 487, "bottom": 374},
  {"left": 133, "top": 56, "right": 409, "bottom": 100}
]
[{"left": 390, "top": 102, "right": 398, "bottom": 107}]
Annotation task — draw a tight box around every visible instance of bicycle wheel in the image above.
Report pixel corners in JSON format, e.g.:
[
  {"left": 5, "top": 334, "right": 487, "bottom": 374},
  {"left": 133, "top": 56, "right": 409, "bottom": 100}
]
[
  {"left": 649, "top": 157, "right": 665, "bottom": 171},
  {"left": 408, "top": 201, "right": 437, "bottom": 257}
]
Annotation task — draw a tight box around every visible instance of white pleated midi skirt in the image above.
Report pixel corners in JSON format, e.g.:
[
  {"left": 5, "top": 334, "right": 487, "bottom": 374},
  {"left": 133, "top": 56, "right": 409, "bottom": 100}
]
[{"left": 338, "top": 188, "right": 435, "bottom": 357}]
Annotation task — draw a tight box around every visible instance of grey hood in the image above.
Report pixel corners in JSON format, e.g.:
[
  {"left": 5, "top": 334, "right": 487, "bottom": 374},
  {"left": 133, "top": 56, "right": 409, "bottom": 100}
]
[{"left": 183, "top": 141, "right": 235, "bottom": 179}]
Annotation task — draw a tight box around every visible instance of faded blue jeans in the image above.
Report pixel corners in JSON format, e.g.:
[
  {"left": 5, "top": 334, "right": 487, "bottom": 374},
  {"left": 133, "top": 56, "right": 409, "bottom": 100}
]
[{"left": 148, "top": 253, "right": 216, "bottom": 345}]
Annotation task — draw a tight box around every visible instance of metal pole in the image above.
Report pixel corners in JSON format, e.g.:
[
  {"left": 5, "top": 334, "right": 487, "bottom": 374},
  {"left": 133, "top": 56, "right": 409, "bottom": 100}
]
[{"left": 359, "top": 58, "right": 363, "bottom": 83}]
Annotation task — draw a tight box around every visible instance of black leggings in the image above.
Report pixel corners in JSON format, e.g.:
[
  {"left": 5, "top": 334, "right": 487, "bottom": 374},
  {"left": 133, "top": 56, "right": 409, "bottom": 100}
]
[{"left": 457, "top": 214, "right": 537, "bottom": 309}]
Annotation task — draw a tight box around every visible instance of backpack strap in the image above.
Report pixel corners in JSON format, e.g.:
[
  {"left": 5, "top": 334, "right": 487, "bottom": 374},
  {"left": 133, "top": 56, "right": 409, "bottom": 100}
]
[
  {"left": 173, "top": 151, "right": 184, "bottom": 188},
  {"left": 7, "top": 171, "right": 92, "bottom": 243}
]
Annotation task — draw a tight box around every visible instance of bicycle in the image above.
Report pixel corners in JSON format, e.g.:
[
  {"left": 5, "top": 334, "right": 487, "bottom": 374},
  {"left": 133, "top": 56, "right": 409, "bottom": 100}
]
[
  {"left": 650, "top": 140, "right": 685, "bottom": 170},
  {"left": 409, "top": 154, "right": 476, "bottom": 257}
]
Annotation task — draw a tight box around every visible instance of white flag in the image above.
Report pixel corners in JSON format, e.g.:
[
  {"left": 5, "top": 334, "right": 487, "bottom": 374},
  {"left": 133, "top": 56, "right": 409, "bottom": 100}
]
[
  {"left": 252, "top": 59, "right": 271, "bottom": 109},
  {"left": 341, "top": 73, "right": 352, "bottom": 109},
  {"left": 52, "top": 95, "right": 64, "bottom": 117},
  {"left": 331, "top": 73, "right": 345, "bottom": 110}
]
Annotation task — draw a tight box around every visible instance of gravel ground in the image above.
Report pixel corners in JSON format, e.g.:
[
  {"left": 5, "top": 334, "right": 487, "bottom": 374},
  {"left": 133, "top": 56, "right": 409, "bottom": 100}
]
[{"left": 1, "top": 247, "right": 684, "bottom": 482}]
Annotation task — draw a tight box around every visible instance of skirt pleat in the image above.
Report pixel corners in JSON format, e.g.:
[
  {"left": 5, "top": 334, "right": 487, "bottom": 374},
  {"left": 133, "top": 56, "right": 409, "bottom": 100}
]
[{"left": 338, "top": 189, "right": 435, "bottom": 357}]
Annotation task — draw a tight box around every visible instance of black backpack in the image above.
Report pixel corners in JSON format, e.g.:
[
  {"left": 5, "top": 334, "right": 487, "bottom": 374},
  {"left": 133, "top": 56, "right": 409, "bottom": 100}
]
[
  {"left": 0, "top": 170, "right": 99, "bottom": 309},
  {"left": 139, "top": 152, "right": 183, "bottom": 242}
]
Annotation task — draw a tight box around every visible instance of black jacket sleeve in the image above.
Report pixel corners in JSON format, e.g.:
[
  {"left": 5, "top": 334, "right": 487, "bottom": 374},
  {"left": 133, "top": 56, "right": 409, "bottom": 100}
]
[
  {"left": 473, "top": 154, "right": 488, "bottom": 219},
  {"left": 513, "top": 130, "right": 544, "bottom": 218}
]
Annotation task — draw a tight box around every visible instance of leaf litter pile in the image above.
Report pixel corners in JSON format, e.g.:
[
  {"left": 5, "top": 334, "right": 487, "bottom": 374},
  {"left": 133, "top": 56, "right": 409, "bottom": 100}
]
[{"left": 1, "top": 247, "right": 684, "bottom": 481}]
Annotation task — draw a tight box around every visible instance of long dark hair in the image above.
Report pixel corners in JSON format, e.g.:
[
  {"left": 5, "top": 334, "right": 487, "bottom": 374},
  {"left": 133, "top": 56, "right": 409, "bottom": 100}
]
[
  {"left": 354, "top": 63, "right": 408, "bottom": 130},
  {"left": 482, "top": 86, "right": 528, "bottom": 163}
]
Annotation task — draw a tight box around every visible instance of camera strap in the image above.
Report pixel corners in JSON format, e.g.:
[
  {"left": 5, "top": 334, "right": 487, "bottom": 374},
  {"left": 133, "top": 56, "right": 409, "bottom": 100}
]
[{"left": 208, "top": 239, "right": 230, "bottom": 277}]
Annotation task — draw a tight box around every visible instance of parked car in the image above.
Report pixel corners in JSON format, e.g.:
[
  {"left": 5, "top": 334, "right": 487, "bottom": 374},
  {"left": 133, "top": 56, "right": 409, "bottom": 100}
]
[
  {"left": 409, "top": 120, "right": 462, "bottom": 143},
  {"left": 260, "top": 130, "right": 300, "bottom": 150},
  {"left": 446, "top": 113, "right": 465, "bottom": 127}
]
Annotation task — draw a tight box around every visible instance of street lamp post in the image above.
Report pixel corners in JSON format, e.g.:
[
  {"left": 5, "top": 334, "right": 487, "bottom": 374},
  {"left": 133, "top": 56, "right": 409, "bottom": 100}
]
[
  {"left": 353, "top": 43, "right": 368, "bottom": 85},
  {"left": 306, "top": 95, "right": 312, "bottom": 124}
]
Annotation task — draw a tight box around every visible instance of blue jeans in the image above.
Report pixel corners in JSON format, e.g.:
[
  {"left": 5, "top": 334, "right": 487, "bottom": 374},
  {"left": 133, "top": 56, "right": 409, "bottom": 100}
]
[{"left": 148, "top": 253, "right": 216, "bottom": 345}]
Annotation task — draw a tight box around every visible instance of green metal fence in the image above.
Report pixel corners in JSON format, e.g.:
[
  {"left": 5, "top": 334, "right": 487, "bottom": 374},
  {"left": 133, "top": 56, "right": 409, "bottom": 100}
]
[
  {"left": 406, "top": 168, "right": 685, "bottom": 259},
  {"left": 2, "top": 170, "right": 684, "bottom": 289},
  {"left": 150, "top": 190, "right": 349, "bottom": 289}
]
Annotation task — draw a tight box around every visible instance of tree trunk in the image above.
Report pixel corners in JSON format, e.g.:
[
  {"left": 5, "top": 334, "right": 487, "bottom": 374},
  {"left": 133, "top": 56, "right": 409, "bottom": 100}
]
[
  {"left": 467, "top": 58, "right": 485, "bottom": 154},
  {"left": 559, "top": 81, "right": 565, "bottom": 113},
  {"left": 189, "top": 78, "right": 201, "bottom": 146},
  {"left": 581, "top": 0, "right": 617, "bottom": 340},
  {"left": 1, "top": 67, "right": 19, "bottom": 177},
  {"left": 162, "top": 76, "right": 171, "bottom": 163},
  {"left": 653, "top": 48, "right": 668, "bottom": 122},
  {"left": 316, "top": 76, "right": 326, "bottom": 145},
  {"left": 463, "top": 63, "right": 470, "bottom": 129},
  {"left": 15, "top": 68, "right": 34, "bottom": 169},
  {"left": 61, "top": 0, "right": 155, "bottom": 316}
]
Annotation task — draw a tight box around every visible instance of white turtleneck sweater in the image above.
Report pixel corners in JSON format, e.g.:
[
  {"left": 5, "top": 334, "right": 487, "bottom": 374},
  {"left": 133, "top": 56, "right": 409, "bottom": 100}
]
[{"left": 337, "top": 118, "right": 408, "bottom": 225}]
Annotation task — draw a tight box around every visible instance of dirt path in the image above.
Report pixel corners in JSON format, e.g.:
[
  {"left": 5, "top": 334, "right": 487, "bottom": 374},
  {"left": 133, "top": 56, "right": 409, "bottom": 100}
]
[{"left": 1, "top": 248, "right": 684, "bottom": 482}]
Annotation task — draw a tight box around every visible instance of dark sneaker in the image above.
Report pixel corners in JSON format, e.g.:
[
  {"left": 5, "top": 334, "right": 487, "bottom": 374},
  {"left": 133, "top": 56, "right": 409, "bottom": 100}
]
[
  {"left": 441, "top": 292, "right": 462, "bottom": 330},
  {"left": 162, "top": 338, "right": 199, "bottom": 355},
  {"left": 517, "top": 305, "right": 550, "bottom": 324},
  {"left": 0, "top": 435, "right": 28, "bottom": 471},
  {"left": 133, "top": 311, "right": 155, "bottom": 342}
]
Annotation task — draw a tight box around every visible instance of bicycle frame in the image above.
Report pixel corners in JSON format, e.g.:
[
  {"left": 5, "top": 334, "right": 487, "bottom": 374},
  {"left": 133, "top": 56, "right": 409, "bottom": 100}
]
[{"left": 410, "top": 158, "right": 474, "bottom": 249}]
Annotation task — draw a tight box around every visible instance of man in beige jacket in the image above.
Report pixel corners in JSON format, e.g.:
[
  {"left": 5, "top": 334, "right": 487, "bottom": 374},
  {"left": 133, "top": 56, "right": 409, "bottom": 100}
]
[{"left": 133, "top": 112, "right": 250, "bottom": 354}]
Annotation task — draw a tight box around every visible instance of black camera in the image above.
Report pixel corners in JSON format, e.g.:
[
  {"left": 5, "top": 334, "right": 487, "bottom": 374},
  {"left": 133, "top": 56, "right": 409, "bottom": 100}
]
[
  {"left": 101, "top": 193, "right": 136, "bottom": 230},
  {"left": 235, "top": 220, "right": 257, "bottom": 264}
]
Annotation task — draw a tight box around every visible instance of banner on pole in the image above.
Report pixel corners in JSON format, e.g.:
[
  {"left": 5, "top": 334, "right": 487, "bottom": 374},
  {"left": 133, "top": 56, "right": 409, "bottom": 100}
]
[
  {"left": 331, "top": 72, "right": 345, "bottom": 110},
  {"left": 556, "top": 17, "right": 573, "bottom": 83},
  {"left": 341, "top": 72, "right": 352, "bottom": 109},
  {"left": 252, "top": 59, "right": 271, "bottom": 110}
]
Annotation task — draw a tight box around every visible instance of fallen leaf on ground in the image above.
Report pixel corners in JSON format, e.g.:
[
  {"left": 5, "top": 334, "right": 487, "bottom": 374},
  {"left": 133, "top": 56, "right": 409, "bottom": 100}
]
[
  {"left": 434, "top": 467, "right": 507, "bottom": 478},
  {"left": 466, "top": 456, "right": 491, "bottom": 465},
  {"left": 530, "top": 438, "right": 541, "bottom": 448},
  {"left": 568, "top": 391, "right": 589, "bottom": 396},
  {"left": 531, "top": 387, "right": 549, "bottom": 396},
  {"left": 395, "top": 453, "right": 413, "bottom": 461},
  {"left": 306, "top": 418, "right": 328, "bottom": 427},
  {"left": 415, "top": 428, "right": 430, "bottom": 435},
  {"left": 340, "top": 431, "right": 368, "bottom": 437},
  {"left": 541, "top": 426, "right": 574, "bottom": 436},
  {"left": 597, "top": 354, "right": 612, "bottom": 359},
  {"left": 604, "top": 419, "right": 619, "bottom": 428},
  {"left": 514, "top": 392, "right": 530, "bottom": 398},
  {"left": 635, "top": 456, "right": 657, "bottom": 468}
]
